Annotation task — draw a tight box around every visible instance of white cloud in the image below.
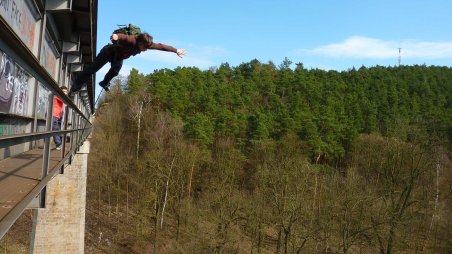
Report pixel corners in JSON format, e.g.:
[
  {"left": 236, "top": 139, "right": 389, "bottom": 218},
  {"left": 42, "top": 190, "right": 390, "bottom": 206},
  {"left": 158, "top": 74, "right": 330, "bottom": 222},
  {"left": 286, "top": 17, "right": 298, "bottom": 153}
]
[{"left": 302, "top": 36, "right": 452, "bottom": 59}]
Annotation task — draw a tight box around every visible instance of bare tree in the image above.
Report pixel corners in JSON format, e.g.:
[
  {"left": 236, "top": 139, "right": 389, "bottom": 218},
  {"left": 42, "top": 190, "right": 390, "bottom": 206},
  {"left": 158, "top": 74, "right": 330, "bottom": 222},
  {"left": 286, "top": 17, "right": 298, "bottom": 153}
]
[
  {"left": 352, "top": 134, "right": 435, "bottom": 254},
  {"left": 129, "top": 89, "right": 152, "bottom": 160},
  {"left": 161, "top": 157, "right": 175, "bottom": 229}
]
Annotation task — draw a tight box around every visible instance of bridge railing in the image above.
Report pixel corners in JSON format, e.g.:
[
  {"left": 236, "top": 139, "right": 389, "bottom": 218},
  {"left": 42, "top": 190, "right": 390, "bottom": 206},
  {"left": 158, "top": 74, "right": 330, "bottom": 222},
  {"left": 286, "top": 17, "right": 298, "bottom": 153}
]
[
  {"left": 0, "top": 90, "right": 92, "bottom": 239},
  {"left": 0, "top": 0, "right": 98, "bottom": 240}
]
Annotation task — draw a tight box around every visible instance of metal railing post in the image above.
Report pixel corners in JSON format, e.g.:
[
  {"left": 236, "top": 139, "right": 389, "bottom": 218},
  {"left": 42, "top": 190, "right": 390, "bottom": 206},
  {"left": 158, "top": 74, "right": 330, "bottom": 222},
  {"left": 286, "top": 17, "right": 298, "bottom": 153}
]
[
  {"left": 74, "top": 94, "right": 80, "bottom": 151},
  {"left": 69, "top": 98, "right": 76, "bottom": 163},
  {"left": 39, "top": 93, "right": 54, "bottom": 208},
  {"left": 60, "top": 104, "right": 68, "bottom": 173}
]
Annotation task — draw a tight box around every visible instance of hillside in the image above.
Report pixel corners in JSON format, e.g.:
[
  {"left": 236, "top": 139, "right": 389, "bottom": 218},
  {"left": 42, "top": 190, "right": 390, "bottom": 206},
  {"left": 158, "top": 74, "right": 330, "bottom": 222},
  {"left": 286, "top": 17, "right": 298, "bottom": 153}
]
[{"left": 84, "top": 61, "right": 452, "bottom": 253}]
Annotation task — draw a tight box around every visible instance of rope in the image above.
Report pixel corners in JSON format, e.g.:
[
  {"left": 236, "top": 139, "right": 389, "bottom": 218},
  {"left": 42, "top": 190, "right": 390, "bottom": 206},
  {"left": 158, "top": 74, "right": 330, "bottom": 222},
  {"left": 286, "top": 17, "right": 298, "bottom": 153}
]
[{"left": 73, "top": 88, "right": 105, "bottom": 148}]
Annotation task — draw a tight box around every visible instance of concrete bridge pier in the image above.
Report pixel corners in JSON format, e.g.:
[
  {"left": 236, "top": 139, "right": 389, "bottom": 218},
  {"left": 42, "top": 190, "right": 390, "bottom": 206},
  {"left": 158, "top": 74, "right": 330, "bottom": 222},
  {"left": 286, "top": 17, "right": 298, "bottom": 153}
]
[{"left": 30, "top": 141, "right": 90, "bottom": 254}]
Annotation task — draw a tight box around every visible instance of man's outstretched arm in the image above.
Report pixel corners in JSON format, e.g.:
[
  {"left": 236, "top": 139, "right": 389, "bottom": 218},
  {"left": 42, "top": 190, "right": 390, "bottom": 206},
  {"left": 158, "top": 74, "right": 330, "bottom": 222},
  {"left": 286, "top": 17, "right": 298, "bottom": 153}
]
[{"left": 149, "top": 43, "right": 186, "bottom": 57}]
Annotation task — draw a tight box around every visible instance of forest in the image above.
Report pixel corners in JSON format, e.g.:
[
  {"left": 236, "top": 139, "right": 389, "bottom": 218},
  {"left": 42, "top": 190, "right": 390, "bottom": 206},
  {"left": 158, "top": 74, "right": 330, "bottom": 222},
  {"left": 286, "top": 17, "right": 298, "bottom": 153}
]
[{"left": 85, "top": 60, "right": 451, "bottom": 253}]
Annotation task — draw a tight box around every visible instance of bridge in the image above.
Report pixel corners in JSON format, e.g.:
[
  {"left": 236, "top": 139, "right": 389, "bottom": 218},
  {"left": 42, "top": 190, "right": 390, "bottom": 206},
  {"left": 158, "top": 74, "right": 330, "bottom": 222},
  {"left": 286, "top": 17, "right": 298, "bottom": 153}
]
[{"left": 0, "top": 0, "right": 98, "bottom": 252}]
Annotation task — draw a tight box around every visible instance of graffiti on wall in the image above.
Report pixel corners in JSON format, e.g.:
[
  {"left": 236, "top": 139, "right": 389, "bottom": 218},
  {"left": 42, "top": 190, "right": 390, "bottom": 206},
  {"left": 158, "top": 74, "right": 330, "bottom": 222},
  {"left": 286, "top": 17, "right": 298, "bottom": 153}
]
[
  {"left": 0, "top": 117, "right": 28, "bottom": 138},
  {"left": 10, "top": 64, "right": 29, "bottom": 115},
  {"left": 41, "top": 35, "right": 57, "bottom": 79},
  {"left": 0, "top": 51, "right": 15, "bottom": 112},
  {"left": 0, "top": 50, "right": 30, "bottom": 116},
  {"left": 36, "top": 82, "right": 49, "bottom": 119},
  {"left": 0, "top": 0, "right": 37, "bottom": 50}
]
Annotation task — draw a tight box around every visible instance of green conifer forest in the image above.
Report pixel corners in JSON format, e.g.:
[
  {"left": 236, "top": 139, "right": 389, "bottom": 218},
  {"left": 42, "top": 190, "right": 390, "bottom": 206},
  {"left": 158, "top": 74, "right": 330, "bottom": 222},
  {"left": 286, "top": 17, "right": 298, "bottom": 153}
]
[{"left": 86, "top": 60, "right": 451, "bottom": 253}]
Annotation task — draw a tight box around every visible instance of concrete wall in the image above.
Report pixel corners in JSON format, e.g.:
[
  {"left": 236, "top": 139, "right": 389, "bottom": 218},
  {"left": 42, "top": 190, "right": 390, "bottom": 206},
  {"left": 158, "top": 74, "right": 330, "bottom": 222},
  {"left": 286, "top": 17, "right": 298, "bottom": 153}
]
[{"left": 30, "top": 141, "right": 90, "bottom": 254}]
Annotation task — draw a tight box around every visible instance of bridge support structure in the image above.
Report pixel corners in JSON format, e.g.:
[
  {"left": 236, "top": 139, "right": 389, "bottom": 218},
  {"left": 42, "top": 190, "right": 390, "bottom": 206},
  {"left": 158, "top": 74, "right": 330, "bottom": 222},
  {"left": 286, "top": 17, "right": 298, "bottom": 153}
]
[{"left": 30, "top": 141, "right": 90, "bottom": 254}]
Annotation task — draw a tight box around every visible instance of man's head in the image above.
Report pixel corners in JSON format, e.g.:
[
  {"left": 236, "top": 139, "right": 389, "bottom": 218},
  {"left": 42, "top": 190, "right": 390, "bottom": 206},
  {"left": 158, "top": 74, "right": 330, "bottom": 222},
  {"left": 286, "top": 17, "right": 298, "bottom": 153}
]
[
  {"left": 61, "top": 86, "right": 68, "bottom": 95},
  {"left": 136, "top": 33, "right": 153, "bottom": 51}
]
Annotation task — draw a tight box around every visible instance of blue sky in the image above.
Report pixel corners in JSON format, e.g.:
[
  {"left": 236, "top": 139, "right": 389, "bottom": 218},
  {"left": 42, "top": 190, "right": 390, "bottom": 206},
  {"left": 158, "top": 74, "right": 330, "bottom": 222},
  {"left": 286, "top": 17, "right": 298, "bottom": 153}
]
[{"left": 95, "top": 0, "right": 452, "bottom": 80}]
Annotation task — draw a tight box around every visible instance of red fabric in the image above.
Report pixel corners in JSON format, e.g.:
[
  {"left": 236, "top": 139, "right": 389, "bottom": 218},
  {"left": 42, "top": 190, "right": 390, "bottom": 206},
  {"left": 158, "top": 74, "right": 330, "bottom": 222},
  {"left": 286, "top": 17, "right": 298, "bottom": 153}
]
[{"left": 52, "top": 96, "right": 64, "bottom": 118}]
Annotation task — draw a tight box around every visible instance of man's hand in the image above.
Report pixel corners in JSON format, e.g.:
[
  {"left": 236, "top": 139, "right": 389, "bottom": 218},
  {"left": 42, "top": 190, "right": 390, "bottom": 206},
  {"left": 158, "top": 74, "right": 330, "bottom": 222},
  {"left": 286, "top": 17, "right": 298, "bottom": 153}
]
[{"left": 176, "top": 49, "right": 186, "bottom": 58}]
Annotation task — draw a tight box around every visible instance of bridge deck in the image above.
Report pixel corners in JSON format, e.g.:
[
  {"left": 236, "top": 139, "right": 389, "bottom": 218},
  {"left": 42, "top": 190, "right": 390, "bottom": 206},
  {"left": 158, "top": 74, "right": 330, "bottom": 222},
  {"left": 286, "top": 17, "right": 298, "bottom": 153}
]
[{"left": 0, "top": 147, "right": 70, "bottom": 221}]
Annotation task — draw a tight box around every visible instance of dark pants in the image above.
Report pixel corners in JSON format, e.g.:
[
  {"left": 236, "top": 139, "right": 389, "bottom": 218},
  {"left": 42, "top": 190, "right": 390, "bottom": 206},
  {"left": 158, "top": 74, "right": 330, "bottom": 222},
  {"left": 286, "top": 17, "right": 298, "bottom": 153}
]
[
  {"left": 52, "top": 117, "right": 62, "bottom": 146},
  {"left": 71, "top": 45, "right": 123, "bottom": 92}
]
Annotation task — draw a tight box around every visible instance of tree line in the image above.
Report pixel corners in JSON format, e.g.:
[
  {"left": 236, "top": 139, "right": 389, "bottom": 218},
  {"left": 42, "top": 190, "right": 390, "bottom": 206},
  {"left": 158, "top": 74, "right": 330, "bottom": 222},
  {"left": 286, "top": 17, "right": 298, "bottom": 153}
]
[{"left": 126, "top": 59, "right": 451, "bottom": 164}]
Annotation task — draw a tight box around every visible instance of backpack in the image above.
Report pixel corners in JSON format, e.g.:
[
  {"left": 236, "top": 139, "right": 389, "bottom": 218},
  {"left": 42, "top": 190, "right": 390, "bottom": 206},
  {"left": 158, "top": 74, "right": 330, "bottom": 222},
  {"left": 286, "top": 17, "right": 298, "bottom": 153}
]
[{"left": 113, "top": 24, "right": 141, "bottom": 37}]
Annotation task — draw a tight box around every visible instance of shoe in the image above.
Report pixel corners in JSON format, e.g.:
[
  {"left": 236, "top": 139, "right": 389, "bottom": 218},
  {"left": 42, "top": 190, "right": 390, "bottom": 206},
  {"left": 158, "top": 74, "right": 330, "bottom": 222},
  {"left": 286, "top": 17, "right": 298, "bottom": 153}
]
[
  {"left": 99, "top": 81, "right": 110, "bottom": 92},
  {"left": 56, "top": 146, "right": 61, "bottom": 150}
]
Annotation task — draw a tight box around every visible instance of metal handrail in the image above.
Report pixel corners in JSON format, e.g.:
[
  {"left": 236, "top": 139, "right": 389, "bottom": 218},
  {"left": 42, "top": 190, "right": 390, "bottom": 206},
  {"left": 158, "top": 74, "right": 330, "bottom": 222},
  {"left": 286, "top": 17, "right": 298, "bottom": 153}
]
[
  {"left": 0, "top": 128, "right": 89, "bottom": 149},
  {"left": 0, "top": 92, "right": 92, "bottom": 149},
  {"left": 0, "top": 92, "right": 93, "bottom": 239},
  {"left": 0, "top": 144, "right": 77, "bottom": 239}
]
